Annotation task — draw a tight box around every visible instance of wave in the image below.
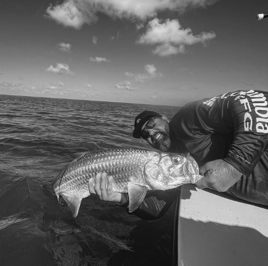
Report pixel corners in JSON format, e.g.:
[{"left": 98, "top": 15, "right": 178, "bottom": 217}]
[
  {"left": 0, "top": 94, "right": 177, "bottom": 266},
  {"left": 0, "top": 213, "right": 30, "bottom": 231}
]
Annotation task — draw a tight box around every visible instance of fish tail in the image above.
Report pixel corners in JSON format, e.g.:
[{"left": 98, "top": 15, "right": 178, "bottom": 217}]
[
  {"left": 55, "top": 192, "right": 60, "bottom": 201},
  {"left": 61, "top": 193, "right": 83, "bottom": 218}
]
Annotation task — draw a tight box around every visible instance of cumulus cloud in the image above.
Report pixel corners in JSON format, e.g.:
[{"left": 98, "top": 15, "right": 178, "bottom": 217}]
[
  {"left": 92, "top": 36, "right": 98, "bottom": 45},
  {"left": 46, "top": 63, "right": 73, "bottom": 74},
  {"left": 58, "top": 43, "right": 72, "bottom": 52},
  {"left": 110, "top": 31, "right": 122, "bottom": 40},
  {"left": 153, "top": 43, "right": 185, "bottom": 56},
  {"left": 125, "top": 64, "right": 161, "bottom": 83},
  {"left": 0, "top": 82, "right": 23, "bottom": 89},
  {"left": 136, "top": 23, "right": 144, "bottom": 30},
  {"left": 36, "top": 84, "right": 68, "bottom": 96},
  {"left": 137, "top": 18, "right": 216, "bottom": 56},
  {"left": 46, "top": 1, "right": 97, "bottom": 29},
  {"left": 46, "top": 0, "right": 219, "bottom": 29},
  {"left": 90, "top": 57, "right": 110, "bottom": 62},
  {"left": 48, "top": 84, "right": 58, "bottom": 89},
  {"left": 115, "top": 81, "right": 134, "bottom": 90},
  {"left": 145, "top": 64, "right": 157, "bottom": 75},
  {"left": 124, "top": 72, "right": 134, "bottom": 78}
]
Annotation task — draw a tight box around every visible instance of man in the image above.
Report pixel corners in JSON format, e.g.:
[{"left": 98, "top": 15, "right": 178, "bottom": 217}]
[{"left": 89, "top": 89, "right": 268, "bottom": 219}]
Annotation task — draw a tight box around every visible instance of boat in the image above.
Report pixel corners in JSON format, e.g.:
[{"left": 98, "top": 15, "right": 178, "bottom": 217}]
[{"left": 175, "top": 184, "right": 268, "bottom": 266}]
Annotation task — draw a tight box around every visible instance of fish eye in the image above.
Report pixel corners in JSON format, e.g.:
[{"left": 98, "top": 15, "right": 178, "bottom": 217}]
[{"left": 172, "top": 157, "right": 180, "bottom": 164}]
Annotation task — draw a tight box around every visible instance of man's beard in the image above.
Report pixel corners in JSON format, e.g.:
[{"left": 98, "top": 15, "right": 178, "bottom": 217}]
[
  {"left": 153, "top": 122, "right": 170, "bottom": 152},
  {"left": 154, "top": 134, "right": 171, "bottom": 152}
]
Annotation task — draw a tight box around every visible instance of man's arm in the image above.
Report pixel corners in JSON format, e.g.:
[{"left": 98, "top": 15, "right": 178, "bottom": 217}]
[
  {"left": 88, "top": 172, "right": 179, "bottom": 220},
  {"left": 191, "top": 91, "right": 268, "bottom": 191},
  {"left": 195, "top": 159, "right": 243, "bottom": 192}
]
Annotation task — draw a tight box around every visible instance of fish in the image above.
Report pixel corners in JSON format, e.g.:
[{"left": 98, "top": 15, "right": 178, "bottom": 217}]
[{"left": 53, "top": 148, "right": 202, "bottom": 217}]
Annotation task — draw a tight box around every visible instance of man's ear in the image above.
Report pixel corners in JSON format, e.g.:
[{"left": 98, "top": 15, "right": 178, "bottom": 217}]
[{"left": 161, "top": 116, "right": 170, "bottom": 123}]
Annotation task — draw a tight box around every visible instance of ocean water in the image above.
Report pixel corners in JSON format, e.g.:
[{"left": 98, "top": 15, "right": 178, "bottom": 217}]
[{"left": 0, "top": 94, "right": 180, "bottom": 266}]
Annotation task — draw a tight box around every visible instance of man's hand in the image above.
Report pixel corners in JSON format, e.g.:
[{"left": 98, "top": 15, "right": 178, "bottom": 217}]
[
  {"left": 195, "top": 159, "right": 242, "bottom": 192},
  {"left": 88, "top": 172, "right": 122, "bottom": 203}
]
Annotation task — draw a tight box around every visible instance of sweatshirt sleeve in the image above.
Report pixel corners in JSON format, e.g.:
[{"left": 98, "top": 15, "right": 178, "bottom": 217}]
[
  {"left": 130, "top": 188, "right": 180, "bottom": 220},
  {"left": 220, "top": 90, "right": 268, "bottom": 177},
  {"left": 170, "top": 90, "right": 268, "bottom": 177}
]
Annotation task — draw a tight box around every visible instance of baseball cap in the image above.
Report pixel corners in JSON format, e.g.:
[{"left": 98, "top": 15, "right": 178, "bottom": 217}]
[{"left": 132, "top": 110, "right": 161, "bottom": 138}]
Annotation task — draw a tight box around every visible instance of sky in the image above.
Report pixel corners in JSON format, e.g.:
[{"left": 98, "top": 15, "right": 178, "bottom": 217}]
[{"left": 1, "top": 0, "right": 268, "bottom": 106}]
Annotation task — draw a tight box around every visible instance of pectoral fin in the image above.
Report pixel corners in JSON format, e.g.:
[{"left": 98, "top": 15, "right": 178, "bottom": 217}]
[
  {"left": 60, "top": 193, "right": 83, "bottom": 218},
  {"left": 127, "top": 183, "right": 148, "bottom": 213}
]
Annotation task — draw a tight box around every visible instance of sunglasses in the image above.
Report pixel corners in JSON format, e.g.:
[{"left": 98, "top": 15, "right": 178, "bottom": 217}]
[{"left": 140, "top": 118, "right": 157, "bottom": 139}]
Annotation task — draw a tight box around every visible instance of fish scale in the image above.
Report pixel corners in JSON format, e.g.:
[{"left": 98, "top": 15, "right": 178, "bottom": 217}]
[{"left": 54, "top": 148, "right": 202, "bottom": 217}]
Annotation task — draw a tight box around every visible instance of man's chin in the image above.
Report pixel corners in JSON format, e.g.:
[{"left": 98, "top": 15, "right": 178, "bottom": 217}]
[
  {"left": 155, "top": 140, "right": 170, "bottom": 152},
  {"left": 159, "top": 145, "right": 169, "bottom": 152}
]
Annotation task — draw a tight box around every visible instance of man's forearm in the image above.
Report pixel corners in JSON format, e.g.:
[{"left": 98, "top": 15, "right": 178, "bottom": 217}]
[{"left": 196, "top": 159, "right": 243, "bottom": 192}]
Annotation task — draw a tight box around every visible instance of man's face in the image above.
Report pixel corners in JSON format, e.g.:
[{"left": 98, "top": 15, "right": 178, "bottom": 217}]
[{"left": 141, "top": 117, "right": 171, "bottom": 152}]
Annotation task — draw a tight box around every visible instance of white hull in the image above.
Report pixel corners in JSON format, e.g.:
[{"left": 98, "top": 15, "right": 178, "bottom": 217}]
[{"left": 178, "top": 185, "right": 268, "bottom": 266}]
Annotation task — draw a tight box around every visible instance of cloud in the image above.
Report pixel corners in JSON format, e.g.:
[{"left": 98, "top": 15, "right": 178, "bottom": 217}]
[
  {"left": 153, "top": 43, "right": 185, "bottom": 56},
  {"left": 110, "top": 31, "right": 122, "bottom": 40},
  {"left": 115, "top": 81, "right": 134, "bottom": 90},
  {"left": 124, "top": 64, "right": 161, "bottom": 83},
  {"left": 124, "top": 72, "right": 135, "bottom": 78},
  {"left": 144, "top": 64, "right": 157, "bottom": 75},
  {"left": 136, "top": 23, "right": 144, "bottom": 30},
  {"left": 137, "top": 18, "right": 216, "bottom": 56},
  {"left": 46, "top": 63, "right": 73, "bottom": 74},
  {"left": 48, "top": 84, "right": 58, "bottom": 89},
  {"left": 46, "top": 1, "right": 97, "bottom": 29},
  {"left": 37, "top": 84, "right": 69, "bottom": 96},
  {"left": 92, "top": 36, "right": 98, "bottom": 45},
  {"left": 0, "top": 82, "right": 23, "bottom": 89},
  {"left": 90, "top": 57, "right": 110, "bottom": 62},
  {"left": 46, "top": 0, "right": 219, "bottom": 29},
  {"left": 58, "top": 43, "right": 72, "bottom": 52}
]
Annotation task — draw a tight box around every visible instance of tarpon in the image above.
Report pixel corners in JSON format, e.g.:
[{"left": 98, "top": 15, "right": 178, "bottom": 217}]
[{"left": 53, "top": 148, "right": 202, "bottom": 217}]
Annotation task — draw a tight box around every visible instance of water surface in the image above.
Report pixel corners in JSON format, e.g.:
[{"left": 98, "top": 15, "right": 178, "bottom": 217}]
[{"left": 0, "top": 95, "right": 180, "bottom": 266}]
